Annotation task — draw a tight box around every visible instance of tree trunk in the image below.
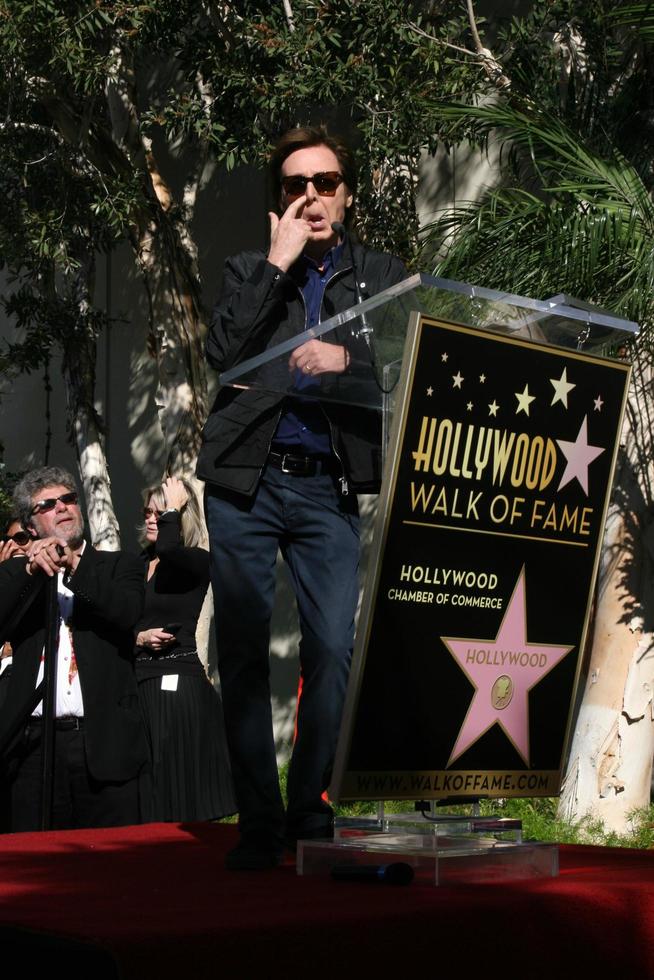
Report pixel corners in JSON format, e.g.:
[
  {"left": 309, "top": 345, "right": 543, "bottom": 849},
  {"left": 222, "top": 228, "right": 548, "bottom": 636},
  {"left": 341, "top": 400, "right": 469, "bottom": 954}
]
[
  {"left": 131, "top": 202, "right": 209, "bottom": 475},
  {"left": 104, "top": 42, "right": 209, "bottom": 476},
  {"left": 559, "top": 349, "right": 654, "bottom": 832},
  {"left": 62, "top": 252, "right": 121, "bottom": 551}
]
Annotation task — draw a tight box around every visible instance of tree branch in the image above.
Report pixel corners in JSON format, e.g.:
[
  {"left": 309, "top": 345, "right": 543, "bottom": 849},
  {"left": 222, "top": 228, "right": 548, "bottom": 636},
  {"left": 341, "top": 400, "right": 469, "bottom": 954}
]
[
  {"left": 282, "top": 0, "right": 295, "bottom": 32},
  {"left": 406, "top": 10, "right": 511, "bottom": 91}
]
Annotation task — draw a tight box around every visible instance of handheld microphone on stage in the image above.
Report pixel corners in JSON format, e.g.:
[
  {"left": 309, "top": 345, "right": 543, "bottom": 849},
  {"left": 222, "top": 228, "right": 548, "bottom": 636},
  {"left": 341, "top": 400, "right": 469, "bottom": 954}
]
[
  {"left": 330, "top": 862, "right": 414, "bottom": 886},
  {"left": 331, "top": 221, "right": 375, "bottom": 363}
]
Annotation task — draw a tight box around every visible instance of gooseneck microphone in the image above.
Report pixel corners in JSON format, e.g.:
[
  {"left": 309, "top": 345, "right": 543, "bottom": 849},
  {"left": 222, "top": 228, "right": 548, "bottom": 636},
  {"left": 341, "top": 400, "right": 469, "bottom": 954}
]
[{"left": 331, "top": 221, "right": 374, "bottom": 363}]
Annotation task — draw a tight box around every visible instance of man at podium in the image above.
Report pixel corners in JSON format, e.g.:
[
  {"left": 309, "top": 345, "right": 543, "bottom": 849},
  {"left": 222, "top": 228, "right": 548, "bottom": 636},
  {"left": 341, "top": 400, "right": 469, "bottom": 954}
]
[{"left": 198, "top": 125, "right": 406, "bottom": 869}]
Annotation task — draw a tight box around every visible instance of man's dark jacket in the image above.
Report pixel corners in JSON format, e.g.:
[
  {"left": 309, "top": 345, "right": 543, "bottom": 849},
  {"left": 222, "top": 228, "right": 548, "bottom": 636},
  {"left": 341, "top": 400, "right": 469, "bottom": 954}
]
[
  {"left": 197, "top": 243, "right": 407, "bottom": 497},
  {"left": 0, "top": 547, "right": 148, "bottom": 782}
]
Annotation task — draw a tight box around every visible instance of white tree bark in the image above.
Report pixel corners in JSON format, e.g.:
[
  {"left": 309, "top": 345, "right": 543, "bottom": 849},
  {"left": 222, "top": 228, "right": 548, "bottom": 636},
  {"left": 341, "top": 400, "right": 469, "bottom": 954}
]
[
  {"left": 559, "top": 350, "right": 654, "bottom": 831},
  {"left": 72, "top": 417, "right": 121, "bottom": 551},
  {"left": 63, "top": 251, "right": 121, "bottom": 551}
]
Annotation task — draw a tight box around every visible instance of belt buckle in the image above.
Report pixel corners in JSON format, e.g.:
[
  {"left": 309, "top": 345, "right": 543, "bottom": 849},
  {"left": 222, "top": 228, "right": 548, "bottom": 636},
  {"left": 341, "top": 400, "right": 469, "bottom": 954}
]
[{"left": 281, "top": 453, "right": 301, "bottom": 474}]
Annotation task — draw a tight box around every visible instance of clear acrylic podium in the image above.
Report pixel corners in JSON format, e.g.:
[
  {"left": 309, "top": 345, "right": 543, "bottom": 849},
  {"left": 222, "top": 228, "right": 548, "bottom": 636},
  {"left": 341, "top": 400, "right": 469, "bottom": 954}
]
[
  {"left": 220, "top": 272, "right": 635, "bottom": 411},
  {"left": 221, "top": 273, "right": 637, "bottom": 885}
]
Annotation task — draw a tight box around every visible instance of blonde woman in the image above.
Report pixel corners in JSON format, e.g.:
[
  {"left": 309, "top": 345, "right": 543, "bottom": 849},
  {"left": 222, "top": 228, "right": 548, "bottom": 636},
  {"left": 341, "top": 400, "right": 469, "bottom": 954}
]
[{"left": 135, "top": 476, "right": 235, "bottom": 822}]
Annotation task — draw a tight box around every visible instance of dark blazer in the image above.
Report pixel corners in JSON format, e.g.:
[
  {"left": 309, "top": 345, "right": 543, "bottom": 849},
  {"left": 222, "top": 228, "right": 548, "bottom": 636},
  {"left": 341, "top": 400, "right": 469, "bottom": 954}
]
[{"left": 0, "top": 546, "right": 149, "bottom": 783}]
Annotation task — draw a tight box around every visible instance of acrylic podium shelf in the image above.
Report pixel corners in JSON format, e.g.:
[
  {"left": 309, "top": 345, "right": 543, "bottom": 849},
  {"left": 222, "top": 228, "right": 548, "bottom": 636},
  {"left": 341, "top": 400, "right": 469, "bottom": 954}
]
[{"left": 297, "top": 812, "right": 559, "bottom": 886}]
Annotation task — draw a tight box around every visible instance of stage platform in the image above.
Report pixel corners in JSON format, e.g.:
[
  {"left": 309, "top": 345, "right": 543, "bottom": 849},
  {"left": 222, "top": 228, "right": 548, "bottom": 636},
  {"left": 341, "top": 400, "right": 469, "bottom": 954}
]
[{"left": 0, "top": 822, "right": 652, "bottom": 979}]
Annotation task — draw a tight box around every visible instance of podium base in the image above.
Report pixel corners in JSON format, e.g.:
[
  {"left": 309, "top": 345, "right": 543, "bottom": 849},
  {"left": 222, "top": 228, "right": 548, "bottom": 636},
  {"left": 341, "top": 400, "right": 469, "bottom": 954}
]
[{"left": 297, "top": 815, "right": 558, "bottom": 885}]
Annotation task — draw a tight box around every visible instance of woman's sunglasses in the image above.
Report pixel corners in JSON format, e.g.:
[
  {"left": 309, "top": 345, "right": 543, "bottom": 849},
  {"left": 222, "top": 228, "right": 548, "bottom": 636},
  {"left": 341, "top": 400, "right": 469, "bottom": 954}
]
[
  {"left": 281, "top": 171, "right": 344, "bottom": 201},
  {"left": 2, "top": 530, "right": 32, "bottom": 546}
]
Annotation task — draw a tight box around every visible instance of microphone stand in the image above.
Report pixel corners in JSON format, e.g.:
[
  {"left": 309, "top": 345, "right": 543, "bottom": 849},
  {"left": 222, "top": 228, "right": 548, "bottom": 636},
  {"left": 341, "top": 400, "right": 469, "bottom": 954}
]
[
  {"left": 40, "top": 573, "right": 59, "bottom": 830},
  {"left": 331, "top": 221, "right": 375, "bottom": 366}
]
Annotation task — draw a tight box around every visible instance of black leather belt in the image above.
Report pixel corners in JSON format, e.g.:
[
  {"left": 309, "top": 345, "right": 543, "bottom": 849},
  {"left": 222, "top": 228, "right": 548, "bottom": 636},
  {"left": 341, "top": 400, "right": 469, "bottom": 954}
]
[
  {"left": 268, "top": 450, "right": 337, "bottom": 476},
  {"left": 29, "top": 716, "right": 85, "bottom": 731}
]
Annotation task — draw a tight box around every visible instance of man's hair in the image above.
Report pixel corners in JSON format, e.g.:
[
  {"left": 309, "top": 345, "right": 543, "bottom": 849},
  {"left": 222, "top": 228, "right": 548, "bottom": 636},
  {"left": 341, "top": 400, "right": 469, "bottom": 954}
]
[
  {"left": 13, "top": 466, "right": 78, "bottom": 526},
  {"left": 269, "top": 124, "right": 358, "bottom": 227}
]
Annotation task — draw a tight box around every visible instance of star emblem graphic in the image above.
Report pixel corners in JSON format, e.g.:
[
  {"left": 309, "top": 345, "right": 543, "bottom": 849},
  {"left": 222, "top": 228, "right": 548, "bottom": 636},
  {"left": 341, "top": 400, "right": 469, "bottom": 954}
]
[
  {"left": 594, "top": 395, "right": 603, "bottom": 412},
  {"left": 442, "top": 568, "right": 573, "bottom": 766},
  {"left": 556, "top": 415, "right": 605, "bottom": 495},
  {"left": 515, "top": 384, "right": 535, "bottom": 416},
  {"left": 426, "top": 386, "right": 433, "bottom": 396},
  {"left": 466, "top": 402, "right": 473, "bottom": 411},
  {"left": 550, "top": 367, "right": 576, "bottom": 408},
  {"left": 479, "top": 374, "right": 486, "bottom": 384},
  {"left": 441, "top": 352, "right": 449, "bottom": 363},
  {"left": 452, "top": 371, "right": 464, "bottom": 389},
  {"left": 488, "top": 400, "right": 499, "bottom": 417}
]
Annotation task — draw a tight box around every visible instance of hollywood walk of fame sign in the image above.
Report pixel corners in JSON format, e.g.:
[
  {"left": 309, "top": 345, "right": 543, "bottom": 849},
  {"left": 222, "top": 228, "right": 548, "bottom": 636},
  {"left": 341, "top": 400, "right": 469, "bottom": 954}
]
[{"left": 331, "top": 314, "right": 631, "bottom": 801}]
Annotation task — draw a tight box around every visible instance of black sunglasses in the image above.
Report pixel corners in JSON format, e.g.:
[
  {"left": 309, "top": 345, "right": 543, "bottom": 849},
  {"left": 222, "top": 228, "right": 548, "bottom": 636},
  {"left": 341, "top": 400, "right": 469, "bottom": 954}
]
[
  {"left": 2, "top": 530, "right": 32, "bottom": 546},
  {"left": 281, "top": 171, "right": 344, "bottom": 200},
  {"left": 30, "top": 491, "right": 79, "bottom": 516}
]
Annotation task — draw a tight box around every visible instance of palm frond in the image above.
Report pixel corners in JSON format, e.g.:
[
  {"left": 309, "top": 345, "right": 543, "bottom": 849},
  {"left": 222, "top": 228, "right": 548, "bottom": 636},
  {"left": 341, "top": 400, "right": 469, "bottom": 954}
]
[
  {"left": 421, "top": 97, "right": 654, "bottom": 329},
  {"left": 430, "top": 101, "right": 654, "bottom": 228},
  {"left": 423, "top": 186, "right": 654, "bottom": 327}
]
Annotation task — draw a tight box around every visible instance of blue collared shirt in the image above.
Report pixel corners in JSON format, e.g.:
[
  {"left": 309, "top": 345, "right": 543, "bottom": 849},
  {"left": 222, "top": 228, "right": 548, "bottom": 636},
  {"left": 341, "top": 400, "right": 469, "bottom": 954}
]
[{"left": 273, "top": 241, "right": 345, "bottom": 456}]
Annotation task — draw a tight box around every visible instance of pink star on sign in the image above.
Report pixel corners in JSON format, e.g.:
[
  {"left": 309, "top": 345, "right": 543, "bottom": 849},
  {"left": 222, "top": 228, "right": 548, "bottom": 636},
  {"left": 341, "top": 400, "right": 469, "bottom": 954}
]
[
  {"left": 442, "top": 568, "right": 573, "bottom": 766},
  {"left": 556, "top": 415, "right": 604, "bottom": 496}
]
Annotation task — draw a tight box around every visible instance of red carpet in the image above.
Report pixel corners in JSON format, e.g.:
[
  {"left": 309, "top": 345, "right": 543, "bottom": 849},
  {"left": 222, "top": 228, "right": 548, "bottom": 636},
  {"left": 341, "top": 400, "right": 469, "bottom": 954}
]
[{"left": 0, "top": 822, "right": 652, "bottom": 979}]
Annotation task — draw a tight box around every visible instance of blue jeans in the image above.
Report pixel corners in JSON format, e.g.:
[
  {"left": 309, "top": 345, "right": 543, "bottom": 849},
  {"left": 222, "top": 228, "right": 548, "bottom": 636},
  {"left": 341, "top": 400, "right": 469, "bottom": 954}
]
[{"left": 206, "top": 464, "right": 360, "bottom": 841}]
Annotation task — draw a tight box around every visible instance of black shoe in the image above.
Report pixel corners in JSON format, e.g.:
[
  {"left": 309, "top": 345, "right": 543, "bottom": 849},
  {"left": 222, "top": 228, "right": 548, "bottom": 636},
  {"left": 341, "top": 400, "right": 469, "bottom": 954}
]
[{"left": 225, "top": 836, "right": 283, "bottom": 871}]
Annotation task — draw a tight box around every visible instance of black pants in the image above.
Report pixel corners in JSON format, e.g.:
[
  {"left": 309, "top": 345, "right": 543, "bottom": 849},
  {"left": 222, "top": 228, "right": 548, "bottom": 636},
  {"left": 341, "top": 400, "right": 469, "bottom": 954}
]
[{"left": 7, "top": 722, "right": 140, "bottom": 832}]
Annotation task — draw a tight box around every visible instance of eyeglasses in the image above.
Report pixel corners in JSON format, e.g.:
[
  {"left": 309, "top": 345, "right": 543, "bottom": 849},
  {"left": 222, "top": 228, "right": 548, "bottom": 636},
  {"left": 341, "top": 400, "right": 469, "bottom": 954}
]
[
  {"left": 30, "top": 491, "right": 79, "bottom": 516},
  {"left": 1, "top": 530, "right": 32, "bottom": 546},
  {"left": 281, "top": 171, "right": 344, "bottom": 200},
  {"left": 143, "top": 507, "right": 162, "bottom": 519}
]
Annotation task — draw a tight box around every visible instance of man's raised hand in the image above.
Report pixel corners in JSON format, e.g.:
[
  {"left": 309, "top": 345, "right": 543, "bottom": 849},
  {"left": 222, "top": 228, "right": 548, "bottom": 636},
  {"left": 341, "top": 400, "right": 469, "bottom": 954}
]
[{"left": 267, "top": 196, "right": 310, "bottom": 272}]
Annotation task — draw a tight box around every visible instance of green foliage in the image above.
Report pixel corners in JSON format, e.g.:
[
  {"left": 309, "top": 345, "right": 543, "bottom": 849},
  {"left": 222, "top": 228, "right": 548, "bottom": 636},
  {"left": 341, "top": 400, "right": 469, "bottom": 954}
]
[
  {"left": 0, "top": 0, "right": 493, "bottom": 394},
  {"left": 422, "top": 0, "right": 654, "bottom": 333},
  {"left": 0, "top": 453, "right": 24, "bottom": 529},
  {"left": 483, "top": 797, "right": 654, "bottom": 847}
]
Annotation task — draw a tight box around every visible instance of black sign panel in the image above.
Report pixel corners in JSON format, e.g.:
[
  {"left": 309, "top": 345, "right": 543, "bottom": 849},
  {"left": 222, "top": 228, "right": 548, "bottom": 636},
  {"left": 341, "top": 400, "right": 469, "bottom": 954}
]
[{"left": 332, "top": 315, "right": 631, "bottom": 801}]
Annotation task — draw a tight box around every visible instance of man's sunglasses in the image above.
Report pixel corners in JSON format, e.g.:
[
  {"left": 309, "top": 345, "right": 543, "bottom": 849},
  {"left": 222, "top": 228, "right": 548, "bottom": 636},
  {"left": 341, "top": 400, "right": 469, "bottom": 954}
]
[
  {"left": 281, "top": 171, "right": 344, "bottom": 200},
  {"left": 30, "top": 491, "right": 79, "bottom": 516},
  {"left": 1, "top": 530, "right": 32, "bottom": 546}
]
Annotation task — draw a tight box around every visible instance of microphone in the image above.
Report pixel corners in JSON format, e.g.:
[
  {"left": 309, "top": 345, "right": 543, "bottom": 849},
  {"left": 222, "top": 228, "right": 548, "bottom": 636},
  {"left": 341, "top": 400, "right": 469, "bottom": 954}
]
[
  {"left": 331, "top": 220, "right": 347, "bottom": 245},
  {"left": 331, "top": 861, "right": 414, "bottom": 885}
]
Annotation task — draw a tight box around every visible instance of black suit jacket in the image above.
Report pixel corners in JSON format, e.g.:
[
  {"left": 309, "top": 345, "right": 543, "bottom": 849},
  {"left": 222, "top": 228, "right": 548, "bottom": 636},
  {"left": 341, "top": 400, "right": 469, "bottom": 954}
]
[{"left": 0, "top": 546, "right": 149, "bottom": 782}]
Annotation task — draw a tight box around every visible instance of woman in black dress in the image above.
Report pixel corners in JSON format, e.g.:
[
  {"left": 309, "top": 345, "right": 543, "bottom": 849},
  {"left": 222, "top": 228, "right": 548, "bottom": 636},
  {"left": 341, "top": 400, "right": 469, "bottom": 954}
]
[{"left": 135, "top": 476, "right": 235, "bottom": 822}]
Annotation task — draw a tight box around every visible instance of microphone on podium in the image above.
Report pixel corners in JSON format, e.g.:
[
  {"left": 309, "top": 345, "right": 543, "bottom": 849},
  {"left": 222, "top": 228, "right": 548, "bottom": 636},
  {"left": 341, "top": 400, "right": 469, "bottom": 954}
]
[
  {"left": 331, "top": 221, "right": 374, "bottom": 359},
  {"left": 330, "top": 861, "right": 415, "bottom": 885}
]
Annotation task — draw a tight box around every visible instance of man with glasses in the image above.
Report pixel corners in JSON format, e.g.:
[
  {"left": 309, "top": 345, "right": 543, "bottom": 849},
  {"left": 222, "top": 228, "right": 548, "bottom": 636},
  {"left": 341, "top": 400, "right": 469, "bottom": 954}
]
[
  {"left": 198, "top": 126, "right": 406, "bottom": 869},
  {"left": 0, "top": 466, "right": 148, "bottom": 831}
]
